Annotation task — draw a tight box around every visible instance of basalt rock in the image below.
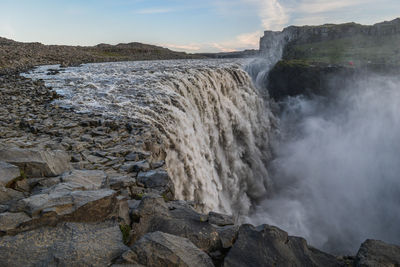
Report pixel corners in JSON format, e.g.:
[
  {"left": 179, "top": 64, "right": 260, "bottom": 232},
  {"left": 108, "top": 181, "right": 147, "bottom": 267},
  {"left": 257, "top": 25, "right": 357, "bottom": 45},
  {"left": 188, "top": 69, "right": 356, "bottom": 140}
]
[
  {"left": 0, "top": 221, "right": 128, "bottom": 266},
  {"left": 122, "top": 231, "right": 214, "bottom": 267},
  {"left": 223, "top": 224, "right": 339, "bottom": 267},
  {"left": 356, "top": 239, "right": 400, "bottom": 267},
  {"left": 0, "top": 147, "right": 71, "bottom": 177},
  {"left": 0, "top": 161, "right": 21, "bottom": 187},
  {"left": 130, "top": 196, "right": 221, "bottom": 253},
  {"left": 60, "top": 169, "right": 107, "bottom": 190}
]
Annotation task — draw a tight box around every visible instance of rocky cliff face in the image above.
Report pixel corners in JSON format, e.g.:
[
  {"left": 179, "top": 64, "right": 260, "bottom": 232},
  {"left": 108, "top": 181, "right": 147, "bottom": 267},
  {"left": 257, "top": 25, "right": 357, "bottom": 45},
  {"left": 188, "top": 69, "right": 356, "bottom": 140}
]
[{"left": 260, "top": 18, "right": 400, "bottom": 55}]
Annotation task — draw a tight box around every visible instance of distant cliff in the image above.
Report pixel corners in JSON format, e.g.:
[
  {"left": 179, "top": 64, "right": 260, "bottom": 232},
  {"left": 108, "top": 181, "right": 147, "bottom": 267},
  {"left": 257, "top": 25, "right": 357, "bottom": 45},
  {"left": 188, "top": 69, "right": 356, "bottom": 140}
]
[
  {"left": 259, "top": 18, "right": 400, "bottom": 100},
  {"left": 260, "top": 18, "right": 400, "bottom": 65}
]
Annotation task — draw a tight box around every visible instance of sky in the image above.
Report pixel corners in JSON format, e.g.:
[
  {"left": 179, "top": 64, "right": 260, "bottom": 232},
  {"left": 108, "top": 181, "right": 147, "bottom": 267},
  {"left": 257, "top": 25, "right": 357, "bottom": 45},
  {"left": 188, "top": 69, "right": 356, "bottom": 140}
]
[{"left": 0, "top": 0, "right": 399, "bottom": 52}]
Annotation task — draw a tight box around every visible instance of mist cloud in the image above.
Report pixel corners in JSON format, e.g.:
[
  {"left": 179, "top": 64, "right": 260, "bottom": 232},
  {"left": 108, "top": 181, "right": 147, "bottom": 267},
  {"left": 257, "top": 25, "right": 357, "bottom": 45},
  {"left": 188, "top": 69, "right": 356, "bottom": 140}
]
[{"left": 250, "top": 73, "right": 400, "bottom": 254}]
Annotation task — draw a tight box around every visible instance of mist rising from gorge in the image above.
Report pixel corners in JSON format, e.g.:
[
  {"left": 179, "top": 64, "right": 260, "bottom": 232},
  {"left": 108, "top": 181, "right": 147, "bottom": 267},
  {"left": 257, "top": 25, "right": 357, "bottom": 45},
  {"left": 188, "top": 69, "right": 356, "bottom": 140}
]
[{"left": 250, "top": 72, "right": 400, "bottom": 254}]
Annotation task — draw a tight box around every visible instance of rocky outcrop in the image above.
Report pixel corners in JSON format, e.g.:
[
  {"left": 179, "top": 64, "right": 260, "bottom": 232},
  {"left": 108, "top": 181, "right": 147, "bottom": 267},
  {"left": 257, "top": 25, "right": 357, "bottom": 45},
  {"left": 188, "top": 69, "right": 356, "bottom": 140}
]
[
  {"left": 0, "top": 147, "right": 71, "bottom": 177},
  {"left": 130, "top": 196, "right": 221, "bottom": 253},
  {"left": 260, "top": 18, "right": 400, "bottom": 55},
  {"left": 356, "top": 239, "right": 400, "bottom": 267},
  {"left": 0, "top": 221, "right": 128, "bottom": 266},
  {"left": 224, "top": 224, "right": 339, "bottom": 267},
  {"left": 266, "top": 61, "right": 356, "bottom": 100},
  {"left": 0, "top": 37, "right": 203, "bottom": 74},
  {"left": 266, "top": 60, "right": 400, "bottom": 101},
  {"left": 0, "top": 161, "right": 20, "bottom": 186},
  {"left": 121, "top": 231, "right": 214, "bottom": 267}
]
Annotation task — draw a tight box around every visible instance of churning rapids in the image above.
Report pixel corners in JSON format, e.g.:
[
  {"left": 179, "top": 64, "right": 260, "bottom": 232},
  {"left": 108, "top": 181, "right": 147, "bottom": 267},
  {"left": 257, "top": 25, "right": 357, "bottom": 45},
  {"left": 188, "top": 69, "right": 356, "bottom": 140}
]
[{"left": 24, "top": 58, "right": 400, "bottom": 255}]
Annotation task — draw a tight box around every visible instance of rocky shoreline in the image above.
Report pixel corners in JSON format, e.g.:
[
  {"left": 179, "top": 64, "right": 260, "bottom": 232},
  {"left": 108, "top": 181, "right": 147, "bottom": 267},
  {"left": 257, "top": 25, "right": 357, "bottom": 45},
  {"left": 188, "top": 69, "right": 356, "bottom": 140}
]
[{"left": 0, "top": 65, "right": 399, "bottom": 266}]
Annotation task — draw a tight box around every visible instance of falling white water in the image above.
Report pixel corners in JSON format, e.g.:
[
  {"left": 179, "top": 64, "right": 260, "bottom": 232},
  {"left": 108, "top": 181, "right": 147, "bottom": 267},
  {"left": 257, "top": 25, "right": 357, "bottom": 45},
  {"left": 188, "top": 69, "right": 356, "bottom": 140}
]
[
  {"left": 24, "top": 59, "right": 275, "bottom": 215},
  {"left": 245, "top": 30, "right": 288, "bottom": 90}
]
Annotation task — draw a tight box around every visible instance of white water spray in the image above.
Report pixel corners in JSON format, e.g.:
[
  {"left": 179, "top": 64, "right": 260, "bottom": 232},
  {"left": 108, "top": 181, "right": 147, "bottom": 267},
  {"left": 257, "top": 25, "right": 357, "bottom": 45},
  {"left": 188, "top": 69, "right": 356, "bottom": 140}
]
[{"left": 251, "top": 73, "right": 400, "bottom": 254}]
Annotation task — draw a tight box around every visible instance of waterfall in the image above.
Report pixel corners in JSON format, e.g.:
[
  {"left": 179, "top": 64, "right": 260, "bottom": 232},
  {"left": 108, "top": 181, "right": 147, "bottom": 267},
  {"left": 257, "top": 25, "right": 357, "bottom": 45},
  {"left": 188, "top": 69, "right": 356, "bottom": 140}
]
[
  {"left": 24, "top": 59, "right": 276, "bottom": 216},
  {"left": 163, "top": 67, "right": 274, "bottom": 215},
  {"left": 245, "top": 30, "right": 289, "bottom": 90}
]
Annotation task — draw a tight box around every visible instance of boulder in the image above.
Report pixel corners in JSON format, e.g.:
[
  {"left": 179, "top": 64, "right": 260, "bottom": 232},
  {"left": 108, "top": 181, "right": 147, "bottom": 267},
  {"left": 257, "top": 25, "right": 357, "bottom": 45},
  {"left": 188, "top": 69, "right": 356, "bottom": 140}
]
[
  {"left": 109, "top": 175, "right": 136, "bottom": 190},
  {"left": 131, "top": 196, "right": 220, "bottom": 252},
  {"left": 11, "top": 188, "right": 117, "bottom": 219},
  {"left": 0, "top": 161, "right": 20, "bottom": 187},
  {"left": 0, "top": 185, "right": 24, "bottom": 205},
  {"left": 137, "top": 170, "right": 174, "bottom": 198},
  {"left": 208, "top": 211, "right": 234, "bottom": 226},
  {"left": 0, "top": 211, "right": 31, "bottom": 233},
  {"left": 0, "top": 221, "right": 128, "bottom": 266},
  {"left": 60, "top": 169, "right": 107, "bottom": 190},
  {"left": 0, "top": 147, "right": 71, "bottom": 177},
  {"left": 130, "top": 160, "right": 150, "bottom": 172},
  {"left": 125, "top": 231, "right": 214, "bottom": 267},
  {"left": 356, "top": 239, "right": 400, "bottom": 267},
  {"left": 217, "top": 225, "right": 239, "bottom": 249},
  {"left": 224, "top": 224, "right": 339, "bottom": 267}
]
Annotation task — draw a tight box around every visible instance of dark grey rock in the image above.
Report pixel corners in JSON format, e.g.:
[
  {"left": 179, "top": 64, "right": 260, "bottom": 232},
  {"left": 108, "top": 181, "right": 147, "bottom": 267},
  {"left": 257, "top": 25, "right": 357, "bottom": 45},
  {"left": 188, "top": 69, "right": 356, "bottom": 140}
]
[
  {"left": 127, "top": 231, "right": 214, "bottom": 267},
  {"left": 137, "top": 170, "right": 174, "bottom": 198},
  {"left": 0, "top": 161, "right": 20, "bottom": 187},
  {"left": 356, "top": 239, "right": 400, "bottom": 267},
  {"left": 125, "top": 151, "right": 151, "bottom": 162},
  {"left": 11, "top": 187, "right": 117, "bottom": 222},
  {"left": 151, "top": 160, "right": 165, "bottom": 169},
  {"left": 217, "top": 225, "right": 239, "bottom": 249},
  {"left": 0, "top": 204, "right": 8, "bottom": 213},
  {"left": 224, "top": 224, "right": 339, "bottom": 267},
  {"left": 0, "top": 185, "right": 24, "bottom": 205},
  {"left": 0, "top": 221, "right": 128, "bottom": 266},
  {"left": 0, "top": 147, "right": 71, "bottom": 177},
  {"left": 109, "top": 175, "right": 136, "bottom": 190},
  {"left": 60, "top": 169, "right": 107, "bottom": 190},
  {"left": 0, "top": 211, "right": 31, "bottom": 233},
  {"left": 131, "top": 196, "right": 220, "bottom": 252},
  {"left": 208, "top": 211, "right": 234, "bottom": 226}
]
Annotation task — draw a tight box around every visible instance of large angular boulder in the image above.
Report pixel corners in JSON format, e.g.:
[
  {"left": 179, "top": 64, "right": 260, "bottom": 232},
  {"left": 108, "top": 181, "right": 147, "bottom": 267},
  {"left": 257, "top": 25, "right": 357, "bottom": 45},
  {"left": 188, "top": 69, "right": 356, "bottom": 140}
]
[
  {"left": 0, "top": 221, "right": 128, "bottom": 266},
  {"left": 224, "top": 224, "right": 339, "bottom": 267},
  {"left": 0, "top": 147, "right": 71, "bottom": 177},
  {"left": 11, "top": 188, "right": 117, "bottom": 220},
  {"left": 356, "top": 239, "right": 400, "bottom": 267},
  {"left": 0, "top": 185, "right": 24, "bottom": 205},
  {"left": 131, "top": 196, "right": 221, "bottom": 252},
  {"left": 123, "top": 231, "right": 214, "bottom": 267},
  {"left": 0, "top": 161, "right": 20, "bottom": 187},
  {"left": 60, "top": 169, "right": 107, "bottom": 190},
  {"left": 0, "top": 212, "right": 31, "bottom": 233},
  {"left": 137, "top": 170, "right": 174, "bottom": 198}
]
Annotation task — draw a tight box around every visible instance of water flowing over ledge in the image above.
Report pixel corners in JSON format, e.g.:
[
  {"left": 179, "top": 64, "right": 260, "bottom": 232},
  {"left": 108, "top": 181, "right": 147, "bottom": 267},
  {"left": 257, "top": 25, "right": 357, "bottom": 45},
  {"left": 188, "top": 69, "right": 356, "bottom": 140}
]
[{"left": 24, "top": 59, "right": 276, "bottom": 216}]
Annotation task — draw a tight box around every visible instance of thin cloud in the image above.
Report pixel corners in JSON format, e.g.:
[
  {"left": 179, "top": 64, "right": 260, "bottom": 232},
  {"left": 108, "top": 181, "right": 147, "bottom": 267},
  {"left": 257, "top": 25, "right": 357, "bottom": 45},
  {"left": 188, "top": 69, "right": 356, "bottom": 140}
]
[
  {"left": 298, "top": 0, "right": 365, "bottom": 14},
  {"left": 134, "top": 8, "right": 175, "bottom": 14},
  {"left": 162, "top": 43, "right": 202, "bottom": 51},
  {"left": 259, "top": 0, "right": 289, "bottom": 30},
  {"left": 159, "top": 30, "right": 261, "bottom": 53},
  {"left": 241, "top": 0, "right": 289, "bottom": 30},
  {"left": 293, "top": 15, "right": 327, "bottom": 26}
]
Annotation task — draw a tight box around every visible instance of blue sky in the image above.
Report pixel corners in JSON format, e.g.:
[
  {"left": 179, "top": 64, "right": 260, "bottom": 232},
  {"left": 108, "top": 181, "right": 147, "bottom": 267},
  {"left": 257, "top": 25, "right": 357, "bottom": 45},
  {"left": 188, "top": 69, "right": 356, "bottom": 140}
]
[{"left": 0, "top": 0, "right": 399, "bottom": 52}]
